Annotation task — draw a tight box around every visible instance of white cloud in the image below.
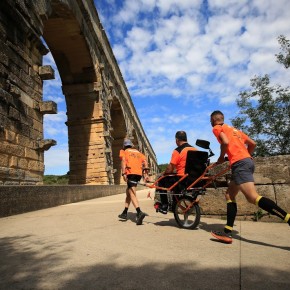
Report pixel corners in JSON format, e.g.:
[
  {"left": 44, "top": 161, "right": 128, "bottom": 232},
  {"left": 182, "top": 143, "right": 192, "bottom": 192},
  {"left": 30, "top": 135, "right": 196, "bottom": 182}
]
[
  {"left": 44, "top": 111, "right": 67, "bottom": 137},
  {"left": 111, "top": 0, "right": 290, "bottom": 105},
  {"left": 44, "top": 95, "right": 64, "bottom": 104},
  {"left": 44, "top": 145, "right": 69, "bottom": 175},
  {"left": 167, "top": 114, "right": 190, "bottom": 124},
  {"left": 44, "top": 111, "right": 67, "bottom": 123},
  {"left": 112, "top": 44, "right": 128, "bottom": 61}
]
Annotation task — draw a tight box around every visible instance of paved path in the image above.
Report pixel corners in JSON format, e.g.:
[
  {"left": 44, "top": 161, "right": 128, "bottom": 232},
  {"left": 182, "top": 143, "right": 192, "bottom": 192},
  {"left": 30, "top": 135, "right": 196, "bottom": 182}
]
[{"left": 0, "top": 189, "right": 289, "bottom": 290}]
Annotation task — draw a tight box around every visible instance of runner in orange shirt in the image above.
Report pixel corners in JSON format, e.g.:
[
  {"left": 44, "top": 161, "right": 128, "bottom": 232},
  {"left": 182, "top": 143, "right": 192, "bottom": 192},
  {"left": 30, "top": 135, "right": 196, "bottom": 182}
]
[
  {"left": 157, "top": 131, "right": 197, "bottom": 214},
  {"left": 210, "top": 110, "right": 290, "bottom": 244},
  {"left": 118, "top": 139, "right": 149, "bottom": 225},
  {"left": 119, "top": 148, "right": 124, "bottom": 160}
]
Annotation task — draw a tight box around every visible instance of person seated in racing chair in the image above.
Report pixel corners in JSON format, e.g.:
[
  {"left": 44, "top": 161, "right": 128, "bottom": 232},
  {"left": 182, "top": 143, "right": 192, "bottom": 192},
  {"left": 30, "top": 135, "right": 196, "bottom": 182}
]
[{"left": 157, "top": 131, "right": 198, "bottom": 214}]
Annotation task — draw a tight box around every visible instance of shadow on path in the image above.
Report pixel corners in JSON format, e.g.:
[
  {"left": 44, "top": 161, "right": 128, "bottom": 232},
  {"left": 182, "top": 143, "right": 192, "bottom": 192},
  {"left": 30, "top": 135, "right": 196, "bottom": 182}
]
[
  {"left": 199, "top": 221, "right": 290, "bottom": 251},
  {"left": 1, "top": 234, "right": 290, "bottom": 289}
]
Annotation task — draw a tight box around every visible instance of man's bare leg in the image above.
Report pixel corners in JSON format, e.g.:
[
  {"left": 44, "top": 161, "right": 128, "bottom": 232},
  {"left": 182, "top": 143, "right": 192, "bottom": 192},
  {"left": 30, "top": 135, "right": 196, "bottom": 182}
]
[{"left": 240, "top": 182, "right": 290, "bottom": 224}]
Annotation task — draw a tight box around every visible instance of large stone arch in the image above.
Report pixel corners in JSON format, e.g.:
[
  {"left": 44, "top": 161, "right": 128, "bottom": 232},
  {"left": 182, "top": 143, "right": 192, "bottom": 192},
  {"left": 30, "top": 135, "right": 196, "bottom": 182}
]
[{"left": 0, "top": 0, "right": 158, "bottom": 185}]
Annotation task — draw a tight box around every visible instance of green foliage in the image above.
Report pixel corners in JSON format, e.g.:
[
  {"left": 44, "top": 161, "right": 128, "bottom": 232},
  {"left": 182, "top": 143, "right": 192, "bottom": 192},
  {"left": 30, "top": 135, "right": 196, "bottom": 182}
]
[
  {"left": 252, "top": 209, "right": 268, "bottom": 222},
  {"left": 276, "top": 35, "right": 290, "bottom": 68},
  {"left": 158, "top": 163, "right": 168, "bottom": 172},
  {"left": 43, "top": 175, "right": 69, "bottom": 184},
  {"left": 231, "top": 36, "right": 290, "bottom": 156}
]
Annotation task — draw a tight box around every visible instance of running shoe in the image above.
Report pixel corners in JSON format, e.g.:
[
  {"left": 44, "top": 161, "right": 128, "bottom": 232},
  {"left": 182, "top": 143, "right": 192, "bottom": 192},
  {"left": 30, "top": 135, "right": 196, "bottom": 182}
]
[
  {"left": 211, "top": 230, "right": 232, "bottom": 244},
  {"left": 136, "top": 211, "right": 146, "bottom": 225},
  {"left": 118, "top": 213, "right": 127, "bottom": 220},
  {"left": 158, "top": 204, "right": 168, "bottom": 215}
]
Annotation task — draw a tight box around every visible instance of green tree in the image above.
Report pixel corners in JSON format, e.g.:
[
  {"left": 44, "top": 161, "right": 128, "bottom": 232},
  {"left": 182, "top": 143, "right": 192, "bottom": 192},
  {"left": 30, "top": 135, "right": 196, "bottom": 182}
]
[
  {"left": 43, "top": 174, "right": 69, "bottom": 184},
  {"left": 231, "top": 36, "right": 290, "bottom": 156},
  {"left": 276, "top": 35, "right": 290, "bottom": 68},
  {"left": 158, "top": 163, "right": 168, "bottom": 172}
]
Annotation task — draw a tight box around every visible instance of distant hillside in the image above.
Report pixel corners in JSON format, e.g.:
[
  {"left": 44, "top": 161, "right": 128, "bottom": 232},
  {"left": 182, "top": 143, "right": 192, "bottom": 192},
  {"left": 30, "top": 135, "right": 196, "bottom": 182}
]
[
  {"left": 44, "top": 166, "right": 168, "bottom": 184},
  {"left": 43, "top": 174, "right": 69, "bottom": 184}
]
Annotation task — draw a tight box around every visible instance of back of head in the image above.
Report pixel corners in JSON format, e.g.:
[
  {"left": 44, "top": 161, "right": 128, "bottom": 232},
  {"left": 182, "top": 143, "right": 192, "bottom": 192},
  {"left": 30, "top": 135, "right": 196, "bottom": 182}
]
[
  {"left": 123, "top": 139, "right": 133, "bottom": 148},
  {"left": 175, "top": 131, "right": 187, "bottom": 142},
  {"left": 210, "top": 110, "right": 224, "bottom": 124}
]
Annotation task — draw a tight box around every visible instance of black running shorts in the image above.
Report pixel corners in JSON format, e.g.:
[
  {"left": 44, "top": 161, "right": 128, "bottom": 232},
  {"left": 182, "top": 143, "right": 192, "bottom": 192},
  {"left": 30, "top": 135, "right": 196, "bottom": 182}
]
[{"left": 127, "top": 174, "right": 142, "bottom": 188}]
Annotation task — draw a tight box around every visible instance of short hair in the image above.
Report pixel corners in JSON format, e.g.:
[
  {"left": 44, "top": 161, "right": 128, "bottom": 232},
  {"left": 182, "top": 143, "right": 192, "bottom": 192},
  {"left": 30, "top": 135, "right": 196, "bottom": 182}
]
[
  {"left": 211, "top": 110, "right": 224, "bottom": 118},
  {"left": 175, "top": 131, "right": 187, "bottom": 142}
]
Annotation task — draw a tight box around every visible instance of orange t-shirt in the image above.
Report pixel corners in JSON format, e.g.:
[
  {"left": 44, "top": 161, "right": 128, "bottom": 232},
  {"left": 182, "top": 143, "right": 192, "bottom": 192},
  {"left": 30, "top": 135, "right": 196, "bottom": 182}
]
[
  {"left": 119, "top": 149, "right": 124, "bottom": 160},
  {"left": 123, "top": 148, "right": 146, "bottom": 176},
  {"left": 170, "top": 144, "right": 197, "bottom": 175},
  {"left": 212, "top": 123, "right": 251, "bottom": 165}
]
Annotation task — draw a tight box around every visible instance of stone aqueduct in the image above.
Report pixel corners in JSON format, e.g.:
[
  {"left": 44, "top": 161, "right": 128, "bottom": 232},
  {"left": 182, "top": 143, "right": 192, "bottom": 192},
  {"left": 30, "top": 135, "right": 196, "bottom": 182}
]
[{"left": 0, "top": 0, "right": 159, "bottom": 185}]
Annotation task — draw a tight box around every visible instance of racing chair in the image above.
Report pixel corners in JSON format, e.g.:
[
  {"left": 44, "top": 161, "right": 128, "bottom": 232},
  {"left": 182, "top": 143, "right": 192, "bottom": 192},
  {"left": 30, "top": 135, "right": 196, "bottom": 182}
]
[
  {"left": 153, "top": 149, "right": 210, "bottom": 213},
  {"left": 182, "top": 150, "right": 209, "bottom": 190},
  {"left": 147, "top": 140, "right": 230, "bottom": 229}
]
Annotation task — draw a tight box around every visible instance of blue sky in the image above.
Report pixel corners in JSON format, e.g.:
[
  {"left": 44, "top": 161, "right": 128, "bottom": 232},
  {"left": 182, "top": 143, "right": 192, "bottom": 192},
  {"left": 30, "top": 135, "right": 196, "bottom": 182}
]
[{"left": 43, "top": 0, "right": 290, "bottom": 175}]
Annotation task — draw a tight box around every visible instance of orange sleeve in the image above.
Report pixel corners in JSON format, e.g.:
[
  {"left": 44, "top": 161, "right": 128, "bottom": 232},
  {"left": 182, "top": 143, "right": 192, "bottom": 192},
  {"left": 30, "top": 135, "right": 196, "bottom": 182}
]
[
  {"left": 170, "top": 150, "right": 180, "bottom": 166},
  {"left": 119, "top": 149, "right": 124, "bottom": 160},
  {"left": 212, "top": 125, "right": 222, "bottom": 141}
]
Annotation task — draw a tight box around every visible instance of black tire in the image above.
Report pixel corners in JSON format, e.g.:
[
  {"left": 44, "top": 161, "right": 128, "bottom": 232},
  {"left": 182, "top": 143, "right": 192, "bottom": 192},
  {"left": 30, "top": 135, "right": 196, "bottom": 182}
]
[{"left": 174, "top": 196, "right": 201, "bottom": 229}]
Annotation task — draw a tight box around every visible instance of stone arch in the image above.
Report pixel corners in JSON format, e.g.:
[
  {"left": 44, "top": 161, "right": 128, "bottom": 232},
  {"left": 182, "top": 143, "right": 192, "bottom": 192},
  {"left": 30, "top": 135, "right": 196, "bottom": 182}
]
[
  {"left": 42, "top": 1, "right": 104, "bottom": 184},
  {"left": 0, "top": 0, "right": 159, "bottom": 185}
]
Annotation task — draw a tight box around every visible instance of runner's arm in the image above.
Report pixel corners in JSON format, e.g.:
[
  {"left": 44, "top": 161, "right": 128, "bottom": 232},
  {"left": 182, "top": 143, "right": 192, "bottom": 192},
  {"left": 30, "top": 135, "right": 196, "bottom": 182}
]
[
  {"left": 245, "top": 137, "right": 256, "bottom": 155},
  {"left": 217, "top": 131, "right": 228, "bottom": 163}
]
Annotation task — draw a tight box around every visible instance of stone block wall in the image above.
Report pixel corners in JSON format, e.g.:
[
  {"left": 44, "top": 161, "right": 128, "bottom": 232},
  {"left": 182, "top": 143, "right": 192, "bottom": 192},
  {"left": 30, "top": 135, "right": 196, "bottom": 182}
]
[
  {"left": 0, "top": 0, "right": 57, "bottom": 185},
  {"left": 0, "top": 155, "right": 289, "bottom": 218},
  {"left": 200, "top": 155, "right": 290, "bottom": 220},
  {"left": 0, "top": 184, "right": 127, "bottom": 217}
]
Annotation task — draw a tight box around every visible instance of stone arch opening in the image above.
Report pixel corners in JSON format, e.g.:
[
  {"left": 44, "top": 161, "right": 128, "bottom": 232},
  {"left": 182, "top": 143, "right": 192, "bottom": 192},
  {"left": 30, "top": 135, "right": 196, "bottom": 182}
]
[
  {"left": 42, "top": 45, "right": 69, "bottom": 176},
  {"left": 42, "top": 2, "right": 101, "bottom": 184}
]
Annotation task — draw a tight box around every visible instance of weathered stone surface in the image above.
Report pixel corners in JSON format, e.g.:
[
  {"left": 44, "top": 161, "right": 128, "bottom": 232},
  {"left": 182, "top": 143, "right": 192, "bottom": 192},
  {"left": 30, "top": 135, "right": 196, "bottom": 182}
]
[
  {"left": 0, "top": 143, "right": 25, "bottom": 157},
  {"left": 5, "top": 129, "right": 17, "bottom": 143},
  {"left": 0, "top": 154, "right": 9, "bottom": 167},
  {"left": 25, "top": 147, "right": 40, "bottom": 160},
  {"left": 198, "top": 156, "right": 290, "bottom": 217},
  {"left": 38, "top": 65, "right": 55, "bottom": 80},
  {"left": 8, "top": 106, "right": 20, "bottom": 121},
  {"left": 0, "top": 166, "right": 9, "bottom": 178},
  {"left": 39, "top": 101, "right": 57, "bottom": 114},
  {"left": 200, "top": 184, "right": 280, "bottom": 216},
  {"left": 199, "top": 188, "right": 227, "bottom": 215},
  {"left": 28, "top": 160, "right": 45, "bottom": 172},
  {"left": 9, "top": 84, "right": 21, "bottom": 98},
  {"left": 0, "top": 185, "right": 127, "bottom": 217},
  {"left": 37, "top": 139, "right": 57, "bottom": 151},
  {"left": 254, "top": 155, "right": 290, "bottom": 184},
  {"left": 274, "top": 183, "right": 290, "bottom": 212}
]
